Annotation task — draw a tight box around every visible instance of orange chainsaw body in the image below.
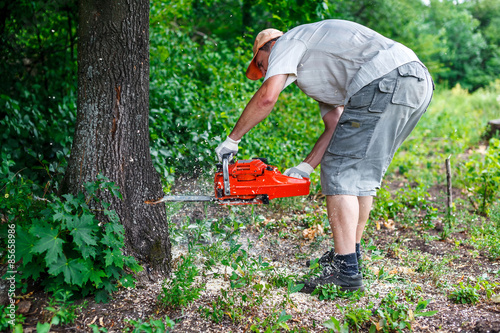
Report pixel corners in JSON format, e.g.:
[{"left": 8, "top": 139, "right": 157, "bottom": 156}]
[{"left": 214, "top": 158, "right": 310, "bottom": 205}]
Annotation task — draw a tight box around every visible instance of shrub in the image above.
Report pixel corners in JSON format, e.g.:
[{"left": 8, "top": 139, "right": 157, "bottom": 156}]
[
  {"left": 448, "top": 281, "right": 480, "bottom": 304},
  {"left": 459, "top": 138, "right": 500, "bottom": 216},
  {"left": 0, "top": 175, "right": 142, "bottom": 303},
  {"left": 158, "top": 254, "right": 204, "bottom": 308}
]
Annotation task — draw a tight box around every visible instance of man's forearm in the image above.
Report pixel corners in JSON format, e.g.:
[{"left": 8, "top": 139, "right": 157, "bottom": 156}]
[
  {"left": 303, "top": 106, "right": 344, "bottom": 169},
  {"left": 229, "top": 74, "right": 287, "bottom": 141}
]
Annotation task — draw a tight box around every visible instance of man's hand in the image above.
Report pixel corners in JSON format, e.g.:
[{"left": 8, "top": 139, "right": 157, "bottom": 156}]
[
  {"left": 215, "top": 136, "right": 240, "bottom": 162},
  {"left": 283, "top": 162, "right": 314, "bottom": 179}
]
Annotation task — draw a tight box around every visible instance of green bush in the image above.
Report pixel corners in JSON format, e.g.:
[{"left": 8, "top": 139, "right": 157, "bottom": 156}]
[
  {"left": 448, "top": 281, "right": 481, "bottom": 304},
  {"left": 469, "top": 205, "right": 500, "bottom": 260},
  {"left": 158, "top": 254, "right": 204, "bottom": 308},
  {"left": 459, "top": 138, "right": 500, "bottom": 216},
  {"left": 0, "top": 175, "right": 142, "bottom": 303},
  {"left": 371, "top": 184, "right": 437, "bottom": 225},
  {"left": 124, "top": 316, "right": 175, "bottom": 333}
]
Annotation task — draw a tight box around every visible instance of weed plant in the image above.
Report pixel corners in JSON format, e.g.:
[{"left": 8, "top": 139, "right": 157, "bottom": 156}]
[
  {"left": 324, "top": 290, "right": 436, "bottom": 332},
  {"left": 36, "top": 290, "right": 87, "bottom": 333},
  {"left": 370, "top": 184, "right": 437, "bottom": 227},
  {"left": 448, "top": 281, "right": 481, "bottom": 304},
  {"left": 448, "top": 277, "right": 499, "bottom": 304},
  {"left": 0, "top": 305, "right": 24, "bottom": 332},
  {"left": 0, "top": 175, "right": 141, "bottom": 302},
  {"left": 312, "top": 284, "right": 365, "bottom": 301},
  {"left": 249, "top": 309, "right": 292, "bottom": 332},
  {"left": 158, "top": 254, "right": 205, "bottom": 309},
  {"left": 123, "top": 316, "right": 175, "bottom": 333},
  {"left": 458, "top": 138, "right": 500, "bottom": 216}
]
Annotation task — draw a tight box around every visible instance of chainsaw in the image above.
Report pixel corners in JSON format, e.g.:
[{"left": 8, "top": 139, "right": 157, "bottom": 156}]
[{"left": 146, "top": 154, "right": 310, "bottom": 206}]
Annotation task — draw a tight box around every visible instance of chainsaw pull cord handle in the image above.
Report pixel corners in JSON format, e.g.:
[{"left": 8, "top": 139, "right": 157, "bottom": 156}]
[{"left": 222, "top": 153, "right": 232, "bottom": 196}]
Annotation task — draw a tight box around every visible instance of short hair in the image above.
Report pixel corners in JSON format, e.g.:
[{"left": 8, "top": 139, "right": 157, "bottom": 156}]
[{"left": 259, "top": 37, "right": 280, "bottom": 52}]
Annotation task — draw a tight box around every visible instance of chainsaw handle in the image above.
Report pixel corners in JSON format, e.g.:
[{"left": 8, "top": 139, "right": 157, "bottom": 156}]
[
  {"left": 221, "top": 153, "right": 234, "bottom": 163},
  {"left": 222, "top": 154, "right": 231, "bottom": 196}
]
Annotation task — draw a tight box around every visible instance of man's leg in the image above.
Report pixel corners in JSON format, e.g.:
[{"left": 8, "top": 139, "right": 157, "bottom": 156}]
[
  {"left": 298, "top": 194, "right": 365, "bottom": 293},
  {"left": 356, "top": 195, "right": 373, "bottom": 243},
  {"left": 326, "top": 195, "right": 372, "bottom": 253},
  {"left": 326, "top": 195, "right": 372, "bottom": 273},
  {"left": 326, "top": 195, "right": 358, "bottom": 254}
]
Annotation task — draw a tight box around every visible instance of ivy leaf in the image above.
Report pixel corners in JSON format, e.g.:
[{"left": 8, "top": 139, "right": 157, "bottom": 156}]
[
  {"left": 36, "top": 323, "right": 51, "bottom": 333},
  {"left": 53, "top": 209, "right": 74, "bottom": 227},
  {"left": 86, "top": 267, "right": 107, "bottom": 287},
  {"left": 48, "top": 257, "right": 86, "bottom": 286},
  {"left": 67, "top": 213, "right": 98, "bottom": 248},
  {"left": 102, "top": 228, "right": 123, "bottom": 248},
  {"left": 81, "top": 243, "right": 97, "bottom": 259},
  {"left": 104, "top": 209, "right": 120, "bottom": 224},
  {"left": 31, "top": 226, "right": 65, "bottom": 265},
  {"left": 110, "top": 186, "right": 122, "bottom": 199},
  {"left": 21, "top": 257, "right": 45, "bottom": 280},
  {"left": 104, "top": 248, "right": 124, "bottom": 268},
  {"left": 15, "top": 225, "right": 37, "bottom": 264},
  {"left": 94, "top": 289, "right": 110, "bottom": 303}
]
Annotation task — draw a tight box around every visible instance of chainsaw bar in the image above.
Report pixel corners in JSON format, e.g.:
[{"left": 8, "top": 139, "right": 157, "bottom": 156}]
[
  {"left": 145, "top": 194, "right": 268, "bottom": 206},
  {"left": 145, "top": 195, "right": 216, "bottom": 204},
  {"left": 145, "top": 154, "right": 310, "bottom": 206}
]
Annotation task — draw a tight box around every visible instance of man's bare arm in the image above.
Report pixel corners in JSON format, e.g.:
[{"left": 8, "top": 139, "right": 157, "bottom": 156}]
[
  {"left": 303, "top": 106, "right": 344, "bottom": 169},
  {"left": 229, "top": 74, "right": 288, "bottom": 141}
]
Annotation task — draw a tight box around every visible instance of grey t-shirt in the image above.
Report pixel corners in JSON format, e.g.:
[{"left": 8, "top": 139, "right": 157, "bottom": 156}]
[{"left": 263, "top": 20, "right": 423, "bottom": 117}]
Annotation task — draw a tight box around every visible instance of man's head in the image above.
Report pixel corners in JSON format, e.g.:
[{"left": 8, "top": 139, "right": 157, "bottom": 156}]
[{"left": 246, "top": 28, "right": 283, "bottom": 80}]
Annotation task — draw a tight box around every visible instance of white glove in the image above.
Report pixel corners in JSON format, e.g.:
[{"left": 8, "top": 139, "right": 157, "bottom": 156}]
[
  {"left": 215, "top": 136, "right": 240, "bottom": 162},
  {"left": 283, "top": 162, "right": 314, "bottom": 179}
]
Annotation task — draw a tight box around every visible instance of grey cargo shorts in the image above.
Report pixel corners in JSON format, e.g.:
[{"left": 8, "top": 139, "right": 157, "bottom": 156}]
[{"left": 321, "top": 62, "right": 434, "bottom": 196}]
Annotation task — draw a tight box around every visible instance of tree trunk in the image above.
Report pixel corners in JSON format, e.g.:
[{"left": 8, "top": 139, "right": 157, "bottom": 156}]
[
  {"left": 486, "top": 119, "right": 500, "bottom": 140},
  {"left": 60, "top": 0, "right": 171, "bottom": 274}
]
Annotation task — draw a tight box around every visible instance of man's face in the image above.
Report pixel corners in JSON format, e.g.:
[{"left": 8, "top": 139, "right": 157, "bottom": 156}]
[{"left": 255, "top": 49, "right": 270, "bottom": 78}]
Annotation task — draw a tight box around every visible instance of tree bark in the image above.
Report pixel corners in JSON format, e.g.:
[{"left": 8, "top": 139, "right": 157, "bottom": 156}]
[
  {"left": 60, "top": 0, "right": 171, "bottom": 274},
  {"left": 486, "top": 119, "right": 500, "bottom": 140}
]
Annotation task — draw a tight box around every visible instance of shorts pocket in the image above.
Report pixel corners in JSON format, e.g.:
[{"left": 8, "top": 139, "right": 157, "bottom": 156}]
[
  {"left": 392, "top": 63, "right": 427, "bottom": 108},
  {"left": 368, "top": 78, "right": 396, "bottom": 113},
  {"left": 327, "top": 111, "right": 381, "bottom": 159},
  {"left": 348, "top": 80, "right": 378, "bottom": 109}
]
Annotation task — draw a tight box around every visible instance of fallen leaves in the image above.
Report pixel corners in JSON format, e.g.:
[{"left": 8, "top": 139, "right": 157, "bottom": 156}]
[
  {"left": 303, "top": 224, "right": 325, "bottom": 240},
  {"left": 368, "top": 266, "right": 415, "bottom": 276},
  {"left": 376, "top": 219, "right": 396, "bottom": 230}
]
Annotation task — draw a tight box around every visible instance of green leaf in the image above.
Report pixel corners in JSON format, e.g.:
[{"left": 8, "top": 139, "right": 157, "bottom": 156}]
[
  {"left": 68, "top": 213, "right": 98, "bottom": 248},
  {"left": 81, "top": 242, "right": 97, "bottom": 259},
  {"left": 94, "top": 289, "right": 110, "bottom": 303},
  {"left": 288, "top": 282, "right": 304, "bottom": 294},
  {"left": 277, "top": 309, "right": 292, "bottom": 323},
  {"left": 87, "top": 267, "right": 107, "bottom": 287},
  {"left": 104, "top": 249, "right": 124, "bottom": 268},
  {"left": 322, "top": 317, "right": 348, "bottom": 332},
  {"left": 36, "top": 322, "right": 51, "bottom": 333},
  {"left": 48, "top": 257, "right": 86, "bottom": 286},
  {"left": 31, "top": 226, "right": 64, "bottom": 265},
  {"left": 13, "top": 324, "right": 24, "bottom": 333},
  {"left": 15, "top": 225, "right": 37, "bottom": 263},
  {"left": 103, "top": 209, "right": 120, "bottom": 224},
  {"left": 119, "top": 274, "right": 136, "bottom": 288},
  {"left": 415, "top": 310, "right": 438, "bottom": 317},
  {"left": 102, "top": 228, "right": 123, "bottom": 248},
  {"left": 21, "top": 257, "right": 45, "bottom": 280},
  {"left": 415, "top": 299, "right": 430, "bottom": 312},
  {"left": 110, "top": 186, "right": 122, "bottom": 199}
]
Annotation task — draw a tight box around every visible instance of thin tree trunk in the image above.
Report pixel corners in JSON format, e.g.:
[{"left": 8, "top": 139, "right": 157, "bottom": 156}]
[{"left": 61, "top": 0, "right": 171, "bottom": 274}]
